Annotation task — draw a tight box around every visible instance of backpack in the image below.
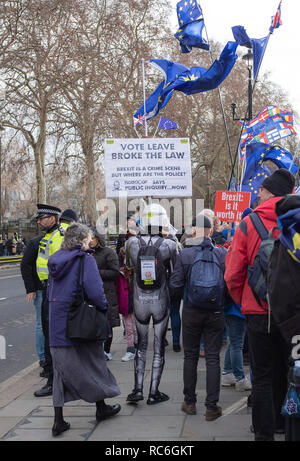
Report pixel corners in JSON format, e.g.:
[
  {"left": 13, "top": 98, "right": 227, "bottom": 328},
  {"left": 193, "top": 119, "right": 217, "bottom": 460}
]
[
  {"left": 247, "top": 213, "right": 278, "bottom": 306},
  {"left": 136, "top": 236, "right": 165, "bottom": 290},
  {"left": 186, "top": 243, "right": 225, "bottom": 310}
]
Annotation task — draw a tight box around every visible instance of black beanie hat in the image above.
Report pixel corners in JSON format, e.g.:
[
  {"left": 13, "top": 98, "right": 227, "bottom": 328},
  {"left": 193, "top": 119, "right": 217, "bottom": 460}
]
[
  {"left": 60, "top": 209, "right": 78, "bottom": 222},
  {"left": 261, "top": 169, "right": 295, "bottom": 197},
  {"left": 192, "top": 215, "right": 212, "bottom": 228}
]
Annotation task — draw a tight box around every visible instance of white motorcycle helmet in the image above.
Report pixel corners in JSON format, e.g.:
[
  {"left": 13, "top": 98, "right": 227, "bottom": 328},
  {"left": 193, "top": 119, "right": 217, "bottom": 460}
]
[{"left": 141, "top": 203, "right": 170, "bottom": 231}]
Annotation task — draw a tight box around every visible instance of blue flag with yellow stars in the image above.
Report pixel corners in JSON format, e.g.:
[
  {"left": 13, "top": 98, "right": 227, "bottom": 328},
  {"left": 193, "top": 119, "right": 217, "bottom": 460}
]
[
  {"left": 158, "top": 117, "right": 178, "bottom": 129},
  {"left": 277, "top": 204, "right": 300, "bottom": 265},
  {"left": 278, "top": 212, "right": 300, "bottom": 264},
  {"left": 134, "top": 41, "right": 238, "bottom": 122},
  {"left": 175, "top": 0, "right": 209, "bottom": 53},
  {"left": 232, "top": 26, "right": 268, "bottom": 80},
  {"left": 241, "top": 164, "right": 272, "bottom": 206},
  {"left": 242, "top": 142, "right": 298, "bottom": 183}
]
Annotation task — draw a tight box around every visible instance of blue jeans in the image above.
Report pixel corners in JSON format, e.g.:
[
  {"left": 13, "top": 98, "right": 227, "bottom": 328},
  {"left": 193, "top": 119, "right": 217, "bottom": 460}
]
[
  {"left": 223, "top": 315, "right": 246, "bottom": 381},
  {"left": 34, "top": 290, "right": 45, "bottom": 361},
  {"left": 169, "top": 298, "right": 181, "bottom": 345}
]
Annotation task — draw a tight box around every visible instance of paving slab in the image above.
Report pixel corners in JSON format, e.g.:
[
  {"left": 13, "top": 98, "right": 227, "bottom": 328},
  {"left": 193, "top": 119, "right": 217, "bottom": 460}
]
[{"left": 0, "top": 324, "right": 259, "bottom": 442}]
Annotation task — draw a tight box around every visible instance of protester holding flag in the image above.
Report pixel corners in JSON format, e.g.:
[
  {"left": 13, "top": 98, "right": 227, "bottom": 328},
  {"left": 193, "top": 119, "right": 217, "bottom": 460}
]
[{"left": 225, "top": 168, "right": 295, "bottom": 441}]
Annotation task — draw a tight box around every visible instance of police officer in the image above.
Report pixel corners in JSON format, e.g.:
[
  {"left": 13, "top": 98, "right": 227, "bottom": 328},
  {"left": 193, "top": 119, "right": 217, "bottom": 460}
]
[
  {"left": 59, "top": 208, "right": 78, "bottom": 231},
  {"left": 34, "top": 204, "right": 65, "bottom": 397}
]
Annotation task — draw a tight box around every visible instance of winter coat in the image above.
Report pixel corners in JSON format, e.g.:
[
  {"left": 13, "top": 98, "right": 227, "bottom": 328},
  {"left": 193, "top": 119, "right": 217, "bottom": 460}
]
[
  {"left": 169, "top": 237, "right": 227, "bottom": 311},
  {"left": 268, "top": 195, "right": 300, "bottom": 345},
  {"left": 48, "top": 248, "right": 108, "bottom": 347},
  {"left": 92, "top": 246, "right": 121, "bottom": 328},
  {"left": 20, "top": 234, "right": 44, "bottom": 293},
  {"left": 224, "top": 196, "right": 281, "bottom": 315}
]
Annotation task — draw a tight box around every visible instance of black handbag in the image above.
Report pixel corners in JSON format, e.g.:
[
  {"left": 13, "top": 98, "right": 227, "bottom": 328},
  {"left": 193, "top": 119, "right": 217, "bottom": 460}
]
[{"left": 66, "top": 255, "right": 109, "bottom": 342}]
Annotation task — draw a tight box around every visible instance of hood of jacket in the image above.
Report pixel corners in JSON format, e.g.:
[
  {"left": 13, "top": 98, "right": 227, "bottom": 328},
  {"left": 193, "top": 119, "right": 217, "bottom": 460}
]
[
  {"left": 48, "top": 247, "right": 85, "bottom": 280},
  {"left": 275, "top": 195, "right": 300, "bottom": 264},
  {"left": 254, "top": 196, "right": 282, "bottom": 222}
]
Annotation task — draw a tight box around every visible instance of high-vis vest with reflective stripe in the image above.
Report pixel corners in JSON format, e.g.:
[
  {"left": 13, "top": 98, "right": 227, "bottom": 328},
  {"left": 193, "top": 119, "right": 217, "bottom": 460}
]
[{"left": 36, "top": 226, "right": 65, "bottom": 281}]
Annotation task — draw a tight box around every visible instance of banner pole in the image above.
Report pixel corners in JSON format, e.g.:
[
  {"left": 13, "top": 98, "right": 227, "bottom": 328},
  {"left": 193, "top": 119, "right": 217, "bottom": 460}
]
[
  {"left": 142, "top": 58, "right": 148, "bottom": 137},
  {"left": 153, "top": 117, "right": 161, "bottom": 138},
  {"left": 201, "top": 8, "right": 234, "bottom": 173},
  {"left": 228, "top": 30, "right": 273, "bottom": 191}
]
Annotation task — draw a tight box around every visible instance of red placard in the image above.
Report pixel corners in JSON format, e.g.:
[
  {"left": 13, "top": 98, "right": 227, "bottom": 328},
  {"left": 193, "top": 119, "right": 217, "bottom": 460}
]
[{"left": 214, "top": 190, "right": 251, "bottom": 222}]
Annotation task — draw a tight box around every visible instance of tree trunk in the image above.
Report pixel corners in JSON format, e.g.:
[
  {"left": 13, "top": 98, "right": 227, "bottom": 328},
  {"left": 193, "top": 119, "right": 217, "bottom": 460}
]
[
  {"left": 84, "top": 148, "right": 97, "bottom": 226},
  {"left": 34, "top": 101, "right": 47, "bottom": 203}
]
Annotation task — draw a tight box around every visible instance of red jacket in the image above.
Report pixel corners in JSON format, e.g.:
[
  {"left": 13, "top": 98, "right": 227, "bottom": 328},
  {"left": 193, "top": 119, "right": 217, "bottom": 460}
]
[{"left": 224, "top": 197, "right": 281, "bottom": 315}]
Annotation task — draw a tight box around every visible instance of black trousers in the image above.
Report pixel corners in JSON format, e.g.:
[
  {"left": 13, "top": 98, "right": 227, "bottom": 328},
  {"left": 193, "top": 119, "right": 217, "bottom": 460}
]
[
  {"left": 246, "top": 314, "right": 289, "bottom": 441},
  {"left": 182, "top": 308, "right": 225, "bottom": 409},
  {"left": 41, "top": 285, "right": 53, "bottom": 386}
]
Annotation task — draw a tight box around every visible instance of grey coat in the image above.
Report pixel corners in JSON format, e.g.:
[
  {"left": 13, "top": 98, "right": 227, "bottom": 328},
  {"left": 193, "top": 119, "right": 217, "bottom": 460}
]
[{"left": 125, "top": 235, "right": 178, "bottom": 320}]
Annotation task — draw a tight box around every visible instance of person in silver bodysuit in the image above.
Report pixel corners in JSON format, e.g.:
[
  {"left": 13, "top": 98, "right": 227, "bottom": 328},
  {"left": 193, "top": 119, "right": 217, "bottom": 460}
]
[{"left": 125, "top": 204, "right": 178, "bottom": 405}]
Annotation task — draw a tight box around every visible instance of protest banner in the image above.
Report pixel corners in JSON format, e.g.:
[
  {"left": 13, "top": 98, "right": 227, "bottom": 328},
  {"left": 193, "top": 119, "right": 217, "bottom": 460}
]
[
  {"left": 104, "top": 138, "right": 192, "bottom": 198},
  {"left": 214, "top": 190, "right": 251, "bottom": 222}
]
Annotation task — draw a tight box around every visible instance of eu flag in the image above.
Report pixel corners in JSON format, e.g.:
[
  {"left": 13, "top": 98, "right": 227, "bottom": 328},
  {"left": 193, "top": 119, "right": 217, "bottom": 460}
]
[
  {"left": 175, "top": 20, "right": 209, "bottom": 53},
  {"left": 134, "top": 41, "right": 238, "bottom": 121},
  {"left": 174, "top": 1, "right": 209, "bottom": 53},
  {"left": 176, "top": 0, "right": 203, "bottom": 27},
  {"left": 277, "top": 205, "right": 300, "bottom": 264},
  {"left": 158, "top": 117, "right": 178, "bottom": 130},
  {"left": 232, "top": 26, "right": 268, "bottom": 80},
  {"left": 243, "top": 143, "right": 298, "bottom": 183},
  {"left": 241, "top": 164, "right": 272, "bottom": 206}
]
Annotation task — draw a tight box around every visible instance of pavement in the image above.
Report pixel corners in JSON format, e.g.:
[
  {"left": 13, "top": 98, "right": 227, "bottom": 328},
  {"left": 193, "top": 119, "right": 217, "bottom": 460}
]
[{"left": 0, "top": 324, "right": 285, "bottom": 443}]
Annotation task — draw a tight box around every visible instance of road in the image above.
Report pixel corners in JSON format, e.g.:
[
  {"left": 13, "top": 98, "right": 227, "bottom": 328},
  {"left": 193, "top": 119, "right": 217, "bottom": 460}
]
[{"left": 0, "top": 265, "right": 37, "bottom": 384}]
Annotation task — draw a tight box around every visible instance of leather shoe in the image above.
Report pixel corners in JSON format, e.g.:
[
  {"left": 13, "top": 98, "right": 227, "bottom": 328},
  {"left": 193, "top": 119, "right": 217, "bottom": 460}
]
[
  {"left": 96, "top": 404, "right": 121, "bottom": 422},
  {"left": 181, "top": 401, "right": 196, "bottom": 415},
  {"left": 52, "top": 420, "right": 70, "bottom": 437},
  {"left": 205, "top": 405, "right": 222, "bottom": 421},
  {"left": 34, "top": 384, "right": 52, "bottom": 397}
]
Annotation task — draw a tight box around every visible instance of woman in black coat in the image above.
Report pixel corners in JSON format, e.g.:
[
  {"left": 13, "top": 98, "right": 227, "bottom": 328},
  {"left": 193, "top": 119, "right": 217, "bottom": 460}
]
[{"left": 90, "top": 228, "right": 121, "bottom": 360}]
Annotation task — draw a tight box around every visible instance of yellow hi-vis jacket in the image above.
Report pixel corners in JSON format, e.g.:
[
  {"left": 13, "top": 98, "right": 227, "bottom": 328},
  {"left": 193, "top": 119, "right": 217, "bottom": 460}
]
[{"left": 36, "top": 225, "right": 66, "bottom": 281}]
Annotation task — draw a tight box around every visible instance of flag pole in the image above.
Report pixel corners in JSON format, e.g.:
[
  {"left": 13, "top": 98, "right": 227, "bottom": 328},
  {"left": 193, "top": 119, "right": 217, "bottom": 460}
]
[
  {"left": 228, "top": 31, "right": 273, "bottom": 191},
  {"left": 153, "top": 117, "right": 162, "bottom": 138},
  {"left": 228, "top": 0, "right": 283, "bottom": 190},
  {"left": 141, "top": 58, "right": 148, "bottom": 137},
  {"left": 201, "top": 9, "right": 234, "bottom": 173}
]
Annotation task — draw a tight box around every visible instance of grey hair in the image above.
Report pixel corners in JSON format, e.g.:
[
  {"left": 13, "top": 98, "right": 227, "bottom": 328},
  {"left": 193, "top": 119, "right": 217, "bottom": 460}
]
[{"left": 60, "top": 223, "right": 91, "bottom": 251}]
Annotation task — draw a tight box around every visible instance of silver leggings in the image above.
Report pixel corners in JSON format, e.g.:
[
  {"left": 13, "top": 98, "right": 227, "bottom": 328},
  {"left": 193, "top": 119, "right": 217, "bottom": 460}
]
[{"left": 133, "top": 298, "right": 169, "bottom": 396}]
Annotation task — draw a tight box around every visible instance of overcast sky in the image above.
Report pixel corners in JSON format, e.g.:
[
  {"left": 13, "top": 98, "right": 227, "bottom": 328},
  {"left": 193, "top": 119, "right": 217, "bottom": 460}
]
[{"left": 170, "top": 0, "right": 299, "bottom": 127}]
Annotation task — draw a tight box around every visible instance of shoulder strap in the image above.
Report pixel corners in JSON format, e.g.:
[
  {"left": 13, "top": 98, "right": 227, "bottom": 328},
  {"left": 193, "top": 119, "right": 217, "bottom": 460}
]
[
  {"left": 249, "top": 213, "right": 269, "bottom": 241},
  {"left": 138, "top": 236, "right": 147, "bottom": 247},
  {"left": 153, "top": 236, "right": 164, "bottom": 249},
  {"left": 78, "top": 255, "right": 86, "bottom": 299}
]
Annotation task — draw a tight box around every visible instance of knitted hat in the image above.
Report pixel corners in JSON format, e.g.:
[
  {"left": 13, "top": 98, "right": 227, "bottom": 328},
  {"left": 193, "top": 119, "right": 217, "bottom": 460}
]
[
  {"left": 261, "top": 169, "right": 295, "bottom": 197},
  {"left": 60, "top": 209, "right": 78, "bottom": 222},
  {"left": 192, "top": 215, "right": 212, "bottom": 228}
]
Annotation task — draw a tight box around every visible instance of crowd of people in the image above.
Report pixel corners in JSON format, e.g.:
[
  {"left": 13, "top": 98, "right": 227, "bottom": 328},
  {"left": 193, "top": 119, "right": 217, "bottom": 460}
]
[
  {"left": 0, "top": 232, "right": 26, "bottom": 256},
  {"left": 18, "top": 168, "right": 300, "bottom": 441}
]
